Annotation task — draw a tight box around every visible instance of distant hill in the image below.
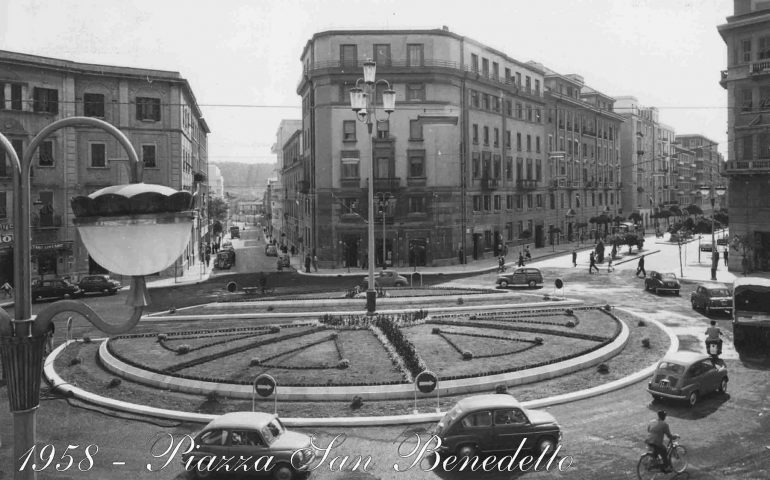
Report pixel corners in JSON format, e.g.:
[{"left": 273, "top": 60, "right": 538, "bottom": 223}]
[{"left": 213, "top": 162, "right": 276, "bottom": 200}]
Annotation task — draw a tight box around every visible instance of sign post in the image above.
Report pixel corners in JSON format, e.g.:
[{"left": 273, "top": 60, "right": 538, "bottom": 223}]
[
  {"left": 554, "top": 278, "right": 564, "bottom": 299},
  {"left": 414, "top": 370, "right": 439, "bottom": 414},
  {"left": 253, "top": 373, "right": 277, "bottom": 414}
]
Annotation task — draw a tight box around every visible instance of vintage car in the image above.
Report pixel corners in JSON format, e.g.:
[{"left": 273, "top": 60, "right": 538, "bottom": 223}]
[
  {"left": 214, "top": 250, "right": 235, "bottom": 270},
  {"left": 77, "top": 274, "right": 122, "bottom": 295},
  {"left": 647, "top": 351, "right": 728, "bottom": 407},
  {"left": 433, "top": 394, "right": 562, "bottom": 458},
  {"left": 644, "top": 271, "right": 681, "bottom": 295},
  {"left": 181, "top": 411, "right": 314, "bottom": 480},
  {"left": 496, "top": 267, "right": 543, "bottom": 289},
  {"left": 229, "top": 225, "right": 240, "bottom": 239},
  {"left": 361, "top": 270, "right": 408, "bottom": 288},
  {"left": 31, "top": 278, "right": 82, "bottom": 302},
  {"left": 265, "top": 244, "right": 278, "bottom": 257},
  {"left": 691, "top": 283, "right": 733, "bottom": 315}
]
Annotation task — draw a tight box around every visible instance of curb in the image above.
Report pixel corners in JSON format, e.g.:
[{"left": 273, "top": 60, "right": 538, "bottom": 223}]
[{"left": 44, "top": 312, "right": 677, "bottom": 426}]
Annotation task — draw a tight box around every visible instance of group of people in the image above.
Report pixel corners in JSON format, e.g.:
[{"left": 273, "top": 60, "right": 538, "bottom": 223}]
[
  {"left": 497, "top": 245, "right": 531, "bottom": 272},
  {"left": 303, "top": 251, "right": 319, "bottom": 273},
  {"left": 571, "top": 245, "right": 615, "bottom": 274}
]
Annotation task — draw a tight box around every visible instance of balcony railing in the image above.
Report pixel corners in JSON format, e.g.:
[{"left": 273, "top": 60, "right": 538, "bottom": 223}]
[
  {"left": 516, "top": 179, "right": 538, "bottom": 190},
  {"left": 725, "top": 159, "right": 770, "bottom": 173},
  {"left": 372, "top": 177, "right": 401, "bottom": 191},
  {"left": 750, "top": 60, "right": 770, "bottom": 75},
  {"left": 481, "top": 177, "right": 499, "bottom": 190}
]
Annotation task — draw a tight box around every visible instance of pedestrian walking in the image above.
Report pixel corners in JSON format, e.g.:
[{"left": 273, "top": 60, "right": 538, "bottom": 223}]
[
  {"left": 1, "top": 281, "right": 12, "bottom": 298},
  {"left": 741, "top": 255, "right": 749, "bottom": 275},
  {"left": 524, "top": 245, "right": 532, "bottom": 261},
  {"left": 607, "top": 255, "right": 614, "bottom": 273},
  {"left": 589, "top": 252, "right": 599, "bottom": 274},
  {"left": 572, "top": 248, "right": 577, "bottom": 267},
  {"left": 610, "top": 244, "right": 617, "bottom": 260},
  {"left": 723, "top": 246, "right": 729, "bottom": 267},
  {"left": 312, "top": 250, "right": 319, "bottom": 272},
  {"left": 503, "top": 244, "right": 508, "bottom": 257},
  {"left": 518, "top": 252, "right": 525, "bottom": 267},
  {"left": 636, "top": 255, "right": 646, "bottom": 277},
  {"left": 304, "top": 254, "right": 312, "bottom": 273},
  {"left": 498, "top": 256, "right": 506, "bottom": 273}
]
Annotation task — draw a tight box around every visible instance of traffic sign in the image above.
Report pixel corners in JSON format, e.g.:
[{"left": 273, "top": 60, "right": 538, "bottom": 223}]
[
  {"left": 415, "top": 370, "right": 438, "bottom": 394},
  {"left": 254, "top": 374, "right": 276, "bottom": 398},
  {"left": 555, "top": 278, "right": 564, "bottom": 289}
]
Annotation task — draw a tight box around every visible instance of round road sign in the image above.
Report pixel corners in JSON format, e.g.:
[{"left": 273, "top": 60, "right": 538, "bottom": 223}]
[
  {"left": 555, "top": 278, "right": 564, "bottom": 289},
  {"left": 254, "top": 374, "right": 276, "bottom": 398},
  {"left": 415, "top": 370, "right": 438, "bottom": 394}
]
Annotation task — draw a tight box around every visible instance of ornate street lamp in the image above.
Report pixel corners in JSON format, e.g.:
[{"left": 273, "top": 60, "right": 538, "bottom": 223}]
[
  {"left": 0, "top": 117, "right": 195, "bottom": 480},
  {"left": 349, "top": 59, "right": 396, "bottom": 314}
]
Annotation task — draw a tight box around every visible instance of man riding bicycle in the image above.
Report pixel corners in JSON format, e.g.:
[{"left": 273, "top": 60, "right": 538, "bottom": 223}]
[{"left": 646, "top": 410, "right": 674, "bottom": 473}]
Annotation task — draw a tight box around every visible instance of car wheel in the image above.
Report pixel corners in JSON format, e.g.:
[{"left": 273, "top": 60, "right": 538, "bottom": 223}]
[
  {"left": 537, "top": 436, "right": 557, "bottom": 455},
  {"left": 499, "top": 280, "right": 509, "bottom": 288},
  {"left": 691, "top": 299, "right": 698, "bottom": 310},
  {"left": 687, "top": 390, "right": 698, "bottom": 407},
  {"left": 456, "top": 444, "right": 477, "bottom": 458},
  {"left": 528, "top": 280, "right": 537, "bottom": 288},
  {"left": 705, "top": 305, "right": 711, "bottom": 315},
  {"left": 271, "top": 464, "right": 295, "bottom": 480},
  {"left": 655, "top": 288, "right": 660, "bottom": 295},
  {"left": 719, "top": 377, "right": 728, "bottom": 394}
]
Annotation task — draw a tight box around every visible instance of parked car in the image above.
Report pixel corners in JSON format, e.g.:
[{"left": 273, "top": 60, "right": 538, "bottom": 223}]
[
  {"left": 362, "top": 270, "right": 408, "bottom": 288},
  {"left": 433, "top": 394, "right": 562, "bottom": 458},
  {"left": 691, "top": 283, "right": 733, "bottom": 315},
  {"left": 77, "top": 275, "right": 122, "bottom": 295},
  {"left": 644, "top": 271, "right": 681, "bottom": 295},
  {"left": 214, "top": 250, "right": 235, "bottom": 270},
  {"left": 31, "top": 278, "right": 82, "bottom": 302},
  {"left": 265, "top": 244, "right": 278, "bottom": 256},
  {"left": 647, "top": 351, "right": 728, "bottom": 407},
  {"left": 700, "top": 243, "right": 714, "bottom": 252},
  {"left": 181, "top": 411, "right": 314, "bottom": 480},
  {"left": 496, "top": 267, "right": 544, "bottom": 288}
]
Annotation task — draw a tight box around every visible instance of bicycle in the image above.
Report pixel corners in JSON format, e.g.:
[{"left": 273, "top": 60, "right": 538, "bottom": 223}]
[{"left": 637, "top": 435, "right": 687, "bottom": 479}]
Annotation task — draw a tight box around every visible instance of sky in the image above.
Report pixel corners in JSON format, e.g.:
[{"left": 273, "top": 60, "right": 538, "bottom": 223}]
[{"left": 0, "top": 0, "right": 732, "bottom": 164}]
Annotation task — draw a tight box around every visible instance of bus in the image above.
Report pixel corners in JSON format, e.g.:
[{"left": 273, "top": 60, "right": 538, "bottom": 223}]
[{"left": 732, "top": 277, "right": 770, "bottom": 360}]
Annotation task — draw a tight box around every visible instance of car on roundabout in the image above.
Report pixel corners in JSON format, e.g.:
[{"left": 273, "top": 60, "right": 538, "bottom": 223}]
[
  {"left": 181, "top": 411, "right": 315, "bottom": 480},
  {"left": 646, "top": 351, "right": 728, "bottom": 407},
  {"left": 496, "top": 267, "right": 543, "bottom": 289},
  {"left": 690, "top": 283, "right": 733, "bottom": 315},
  {"left": 361, "top": 269, "right": 408, "bottom": 288},
  {"left": 644, "top": 271, "right": 681, "bottom": 295},
  {"left": 77, "top": 274, "right": 122, "bottom": 295},
  {"left": 433, "top": 394, "right": 562, "bottom": 458}
]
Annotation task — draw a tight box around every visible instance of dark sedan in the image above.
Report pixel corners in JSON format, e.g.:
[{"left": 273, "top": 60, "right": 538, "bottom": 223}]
[
  {"left": 691, "top": 283, "right": 733, "bottom": 315},
  {"left": 644, "top": 271, "right": 680, "bottom": 295},
  {"left": 31, "top": 278, "right": 82, "bottom": 302},
  {"left": 77, "top": 274, "right": 122, "bottom": 295}
]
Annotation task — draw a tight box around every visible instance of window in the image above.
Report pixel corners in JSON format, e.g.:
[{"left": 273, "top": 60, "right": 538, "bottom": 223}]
[
  {"left": 341, "top": 44, "right": 358, "bottom": 68},
  {"left": 526, "top": 158, "right": 533, "bottom": 179},
  {"left": 536, "top": 194, "right": 543, "bottom": 208},
  {"left": 506, "top": 156, "right": 513, "bottom": 180},
  {"left": 483, "top": 195, "right": 491, "bottom": 211},
  {"left": 526, "top": 105, "right": 532, "bottom": 121},
  {"left": 515, "top": 72, "right": 521, "bottom": 87},
  {"left": 527, "top": 194, "right": 533, "bottom": 208},
  {"left": 516, "top": 133, "right": 521, "bottom": 151},
  {"left": 506, "top": 100, "right": 512, "bottom": 116},
  {"left": 472, "top": 152, "right": 480, "bottom": 178},
  {"left": 493, "top": 154, "right": 501, "bottom": 178},
  {"left": 505, "top": 130, "right": 511, "bottom": 148},
  {"left": 199, "top": 429, "right": 227, "bottom": 446},
  {"left": 470, "top": 90, "right": 479, "bottom": 108},
  {"left": 742, "top": 39, "right": 752, "bottom": 62},
  {"left": 376, "top": 119, "right": 389, "bottom": 139},
  {"left": 90, "top": 143, "right": 106, "bottom": 167},
  {"left": 743, "top": 134, "right": 754, "bottom": 159},
  {"left": 410, "top": 119, "right": 423, "bottom": 140},
  {"left": 516, "top": 158, "right": 523, "bottom": 181},
  {"left": 493, "top": 97, "right": 500, "bottom": 112},
  {"left": 482, "top": 58, "right": 489, "bottom": 77},
  {"left": 10, "top": 84, "right": 22, "bottom": 111},
  {"left": 525, "top": 76, "right": 531, "bottom": 92},
  {"left": 535, "top": 108, "right": 541, "bottom": 123},
  {"left": 492, "top": 62, "right": 499, "bottom": 80},
  {"left": 516, "top": 194, "right": 523, "bottom": 209},
  {"left": 373, "top": 44, "right": 391, "bottom": 66},
  {"left": 407, "top": 44, "right": 424, "bottom": 66},
  {"left": 526, "top": 135, "right": 531, "bottom": 152},
  {"left": 549, "top": 193, "right": 555, "bottom": 209},
  {"left": 408, "top": 150, "right": 425, "bottom": 177},
  {"left": 482, "top": 94, "right": 489, "bottom": 110},
  {"left": 494, "top": 128, "right": 499, "bottom": 147},
  {"left": 536, "top": 136, "right": 541, "bottom": 153},
  {"left": 38, "top": 140, "right": 54, "bottom": 167},
  {"left": 472, "top": 195, "right": 481, "bottom": 211},
  {"left": 506, "top": 195, "right": 513, "bottom": 210},
  {"left": 483, "top": 126, "right": 489, "bottom": 145},
  {"left": 0, "top": 193, "right": 5, "bottom": 219},
  {"left": 536, "top": 159, "right": 542, "bottom": 180},
  {"left": 409, "top": 196, "right": 426, "bottom": 213},
  {"left": 406, "top": 83, "right": 425, "bottom": 101},
  {"left": 136, "top": 97, "right": 160, "bottom": 121},
  {"left": 535, "top": 79, "right": 540, "bottom": 95},
  {"left": 472, "top": 124, "right": 479, "bottom": 144},
  {"left": 471, "top": 54, "right": 479, "bottom": 73},
  {"left": 341, "top": 152, "right": 360, "bottom": 178},
  {"left": 741, "top": 88, "right": 753, "bottom": 112},
  {"left": 230, "top": 431, "right": 263, "bottom": 447},
  {"left": 84, "top": 93, "right": 105, "bottom": 117},
  {"left": 142, "top": 145, "right": 156, "bottom": 168},
  {"left": 494, "top": 195, "right": 501, "bottom": 210},
  {"left": 33, "top": 87, "right": 58, "bottom": 114},
  {"left": 343, "top": 120, "right": 356, "bottom": 141},
  {"left": 505, "top": 67, "right": 511, "bottom": 83}
]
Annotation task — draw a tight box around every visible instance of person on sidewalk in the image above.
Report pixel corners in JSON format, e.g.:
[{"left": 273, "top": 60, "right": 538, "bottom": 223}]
[
  {"left": 607, "top": 255, "right": 614, "bottom": 273},
  {"left": 304, "top": 254, "right": 312, "bottom": 273},
  {"left": 723, "top": 246, "right": 729, "bottom": 267},
  {"left": 636, "top": 256, "right": 646, "bottom": 277},
  {"left": 312, "top": 250, "right": 319, "bottom": 272},
  {"left": 572, "top": 248, "right": 577, "bottom": 267},
  {"left": 498, "top": 256, "right": 506, "bottom": 273},
  {"left": 589, "top": 252, "right": 599, "bottom": 274},
  {"left": 1, "top": 281, "right": 12, "bottom": 298},
  {"left": 742, "top": 255, "right": 749, "bottom": 275},
  {"left": 524, "top": 245, "right": 532, "bottom": 262},
  {"left": 518, "top": 252, "right": 525, "bottom": 267}
]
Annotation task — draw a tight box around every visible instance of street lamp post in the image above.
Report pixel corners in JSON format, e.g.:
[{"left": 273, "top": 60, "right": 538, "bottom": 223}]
[
  {"left": 0, "top": 117, "right": 195, "bottom": 480},
  {"left": 349, "top": 59, "right": 396, "bottom": 314},
  {"left": 699, "top": 184, "right": 727, "bottom": 280}
]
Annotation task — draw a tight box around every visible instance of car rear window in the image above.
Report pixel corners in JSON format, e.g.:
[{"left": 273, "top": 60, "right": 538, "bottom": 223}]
[
  {"left": 657, "top": 361, "right": 685, "bottom": 375},
  {"left": 709, "top": 288, "right": 730, "bottom": 297}
]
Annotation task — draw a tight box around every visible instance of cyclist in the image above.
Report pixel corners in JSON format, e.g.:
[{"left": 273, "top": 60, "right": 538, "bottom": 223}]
[{"left": 646, "top": 410, "right": 674, "bottom": 473}]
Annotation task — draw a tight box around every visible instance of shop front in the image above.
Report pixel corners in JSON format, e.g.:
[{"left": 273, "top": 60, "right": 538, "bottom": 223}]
[{"left": 31, "top": 241, "right": 74, "bottom": 279}]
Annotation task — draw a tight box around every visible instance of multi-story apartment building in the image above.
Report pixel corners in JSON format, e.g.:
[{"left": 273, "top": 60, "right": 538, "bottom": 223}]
[
  {"left": 270, "top": 119, "right": 302, "bottom": 243},
  {"left": 719, "top": 0, "right": 770, "bottom": 272},
  {"left": 298, "top": 27, "right": 618, "bottom": 267},
  {"left": 675, "top": 134, "right": 726, "bottom": 215},
  {"left": 542, "top": 69, "right": 625, "bottom": 243},
  {"left": 672, "top": 145, "right": 698, "bottom": 208},
  {"left": 281, "top": 128, "right": 311, "bottom": 254},
  {"left": 616, "top": 96, "right": 677, "bottom": 229},
  {"left": 0, "top": 50, "right": 209, "bottom": 285}
]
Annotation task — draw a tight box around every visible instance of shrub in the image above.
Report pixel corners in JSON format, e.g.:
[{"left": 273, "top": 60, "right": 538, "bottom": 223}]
[
  {"left": 495, "top": 384, "right": 508, "bottom": 394},
  {"left": 107, "top": 378, "right": 122, "bottom": 388},
  {"left": 638, "top": 320, "right": 646, "bottom": 327},
  {"left": 431, "top": 327, "right": 441, "bottom": 334},
  {"left": 603, "top": 304, "right": 612, "bottom": 311},
  {"left": 205, "top": 391, "right": 220, "bottom": 403},
  {"left": 597, "top": 363, "right": 610, "bottom": 374},
  {"left": 534, "top": 337, "right": 544, "bottom": 345},
  {"left": 469, "top": 314, "right": 477, "bottom": 320},
  {"left": 250, "top": 357, "right": 261, "bottom": 366},
  {"left": 337, "top": 359, "right": 350, "bottom": 369},
  {"left": 177, "top": 344, "right": 191, "bottom": 354},
  {"left": 266, "top": 306, "right": 274, "bottom": 312},
  {"left": 350, "top": 395, "right": 363, "bottom": 410},
  {"left": 169, "top": 306, "right": 177, "bottom": 314},
  {"left": 269, "top": 326, "right": 281, "bottom": 334},
  {"left": 70, "top": 356, "right": 82, "bottom": 366},
  {"left": 462, "top": 350, "right": 473, "bottom": 360},
  {"left": 157, "top": 333, "right": 168, "bottom": 341},
  {"left": 641, "top": 338, "right": 651, "bottom": 349},
  {"left": 565, "top": 309, "right": 574, "bottom": 316},
  {"left": 543, "top": 295, "right": 551, "bottom": 300},
  {"left": 457, "top": 297, "right": 464, "bottom": 305},
  {"left": 566, "top": 320, "right": 576, "bottom": 328},
  {"left": 81, "top": 336, "right": 92, "bottom": 344}
]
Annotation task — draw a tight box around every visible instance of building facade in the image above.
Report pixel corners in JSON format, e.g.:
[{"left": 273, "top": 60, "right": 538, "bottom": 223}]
[
  {"left": 270, "top": 119, "right": 302, "bottom": 243},
  {"left": 719, "top": 0, "right": 770, "bottom": 272},
  {"left": 0, "top": 50, "right": 209, "bottom": 285},
  {"left": 295, "top": 28, "right": 627, "bottom": 268},
  {"left": 674, "top": 134, "right": 726, "bottom": 216}
]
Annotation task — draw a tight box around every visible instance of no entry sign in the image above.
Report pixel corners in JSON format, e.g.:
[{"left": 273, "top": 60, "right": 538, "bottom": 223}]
[
  {"left": 253, "top": 374, "right": 276, "bottom": 398},
  {"left": 415, "top": 370, "right": 438, "bottom": 394}
]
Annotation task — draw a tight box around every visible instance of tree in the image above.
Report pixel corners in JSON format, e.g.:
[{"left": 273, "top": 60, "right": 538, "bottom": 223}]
[
  {"left": 623, "top": 233, "right": 640, "bottom": 254},
  {"left": 684, "top": 204, "right": 702, "bottom": 216},
  {"left": 628, "top": 212, "right": 642, "bottom": 224},
  {"left": 208, "top": 196, "right": 229, "bottom": 222}
]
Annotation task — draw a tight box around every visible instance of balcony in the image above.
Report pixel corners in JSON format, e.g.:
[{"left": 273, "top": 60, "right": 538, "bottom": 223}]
[
  {"left": 724, "top": 159, "right": 770, "bottom": 174},
  {"left": 340, "top": 177, "right": 361, "bottom": 188},
  {"left": 750, "top": 60, "right": 770, "bottom": 75},
  {"left": 372, "top": 177, "right": 401, "bottom": 191},
  {"left": 481, "top": 177, "right": 499, "bottom": 190},
  {"left": 516, "top": 179, "right": 538, "bottom": 190}
]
